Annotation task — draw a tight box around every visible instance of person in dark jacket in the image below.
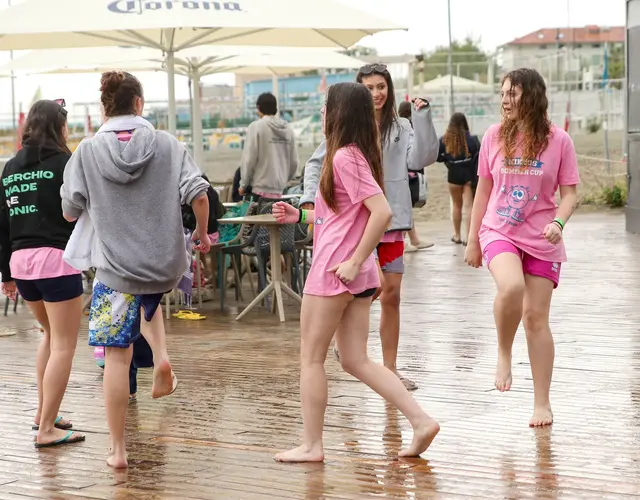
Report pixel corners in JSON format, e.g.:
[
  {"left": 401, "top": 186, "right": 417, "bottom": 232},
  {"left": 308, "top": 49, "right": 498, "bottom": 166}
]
[
  {"left": 0, "top": 100, "right": 85, "bottom": 448},
  {"left": 437, "top": 112, "right": 480, "bottom": 245}
]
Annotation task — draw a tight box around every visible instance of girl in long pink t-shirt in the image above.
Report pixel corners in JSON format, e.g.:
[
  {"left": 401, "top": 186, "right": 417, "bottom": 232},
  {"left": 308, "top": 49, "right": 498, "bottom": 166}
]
[
  {"left": 272, "top": 82, "right": 439, "bottom": 463},
  {"left": 465, "top": 69, "right": 580, "bottom": 428}
]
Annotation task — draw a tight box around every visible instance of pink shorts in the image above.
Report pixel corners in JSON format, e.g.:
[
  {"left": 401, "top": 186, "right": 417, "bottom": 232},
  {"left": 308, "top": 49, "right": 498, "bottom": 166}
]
[{"left": 483, "top": 240, "right": 561, "bottom": 288}]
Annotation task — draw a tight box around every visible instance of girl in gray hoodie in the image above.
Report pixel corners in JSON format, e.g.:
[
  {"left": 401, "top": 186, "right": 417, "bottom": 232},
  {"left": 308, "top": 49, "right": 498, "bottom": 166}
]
[{"left": 61, "top": 71, "right": 211, "bottom": 469}]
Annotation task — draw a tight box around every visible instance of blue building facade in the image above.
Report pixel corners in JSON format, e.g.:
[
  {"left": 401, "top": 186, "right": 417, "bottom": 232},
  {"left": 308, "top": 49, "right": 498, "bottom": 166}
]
[{"left": 243, "top": 73, "right": 357, "bottom": 120}]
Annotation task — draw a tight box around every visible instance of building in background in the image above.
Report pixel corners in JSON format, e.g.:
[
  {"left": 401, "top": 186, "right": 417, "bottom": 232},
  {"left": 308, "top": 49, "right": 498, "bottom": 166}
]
[
  {"left": 243, "top": 72, "right": 356, "bottom": 120},
  {"left": 499, "top": 25, "right": 624, "bottom": 82}
]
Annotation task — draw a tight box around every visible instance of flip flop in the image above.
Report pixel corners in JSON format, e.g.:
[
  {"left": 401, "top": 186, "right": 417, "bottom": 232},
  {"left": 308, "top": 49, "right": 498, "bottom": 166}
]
[
  {"left": 399, "top": 376, "right": 418, "bottom": 391},
  {"left": 451, "top": 237, "right": 462, "bottom": 244},
  {"left": 34, "top": 431, "right": 85, "bottom": 449},
  {"left": 32, "top": 416, "right": 72, "bottom": 431},
  {"left": 172, "top": 310, "right": 206, "bottom": 320},
  {"left": 169, "top": 372, "right": 178, "bottom": 395}
]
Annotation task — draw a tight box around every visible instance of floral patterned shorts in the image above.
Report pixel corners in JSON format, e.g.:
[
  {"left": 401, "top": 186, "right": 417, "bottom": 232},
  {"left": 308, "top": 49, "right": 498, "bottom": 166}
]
[{"left": 88, "top": 280, "right": 164, "bottom": 348}]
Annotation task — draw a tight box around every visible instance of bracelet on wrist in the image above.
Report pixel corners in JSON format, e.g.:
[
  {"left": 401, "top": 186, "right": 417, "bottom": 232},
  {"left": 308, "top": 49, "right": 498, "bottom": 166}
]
[
  {"left": 552, "top": 217, "right": 565, "bottom": 230},
  {"left": 298, "top": 209, "right": 308, "bottom": 224}
]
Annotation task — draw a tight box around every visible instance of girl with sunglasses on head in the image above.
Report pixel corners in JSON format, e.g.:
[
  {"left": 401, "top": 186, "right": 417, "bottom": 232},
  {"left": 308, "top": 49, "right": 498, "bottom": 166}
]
[
  {"left": 465, "top": 68, "right": 579, "bottom": 427},
  {"left": 0, "top": 99, "right": 86, "bottom": 448},
  {"left": 273, "top": 82, "right": 439, "bottom": 463},
  {"left": 300, "top": 63, "right": 439, "bottom": 392}
]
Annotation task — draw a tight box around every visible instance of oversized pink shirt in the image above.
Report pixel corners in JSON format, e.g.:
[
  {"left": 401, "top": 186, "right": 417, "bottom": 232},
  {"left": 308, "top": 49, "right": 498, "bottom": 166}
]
[{"left": 478, "top": 124, "right": 580, "bottom": 263}]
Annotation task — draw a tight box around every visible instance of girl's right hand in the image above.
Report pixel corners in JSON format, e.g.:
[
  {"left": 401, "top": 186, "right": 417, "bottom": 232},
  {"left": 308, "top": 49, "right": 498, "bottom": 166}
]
[
  {"left": 272, "top": 202, "right": 300, "bottom": 224},
  {"left": 1, "top": 281, "right": 17, "bottom": 301},
  {"left": 464, "top": 240, "right": 483, "bottom": 268}
]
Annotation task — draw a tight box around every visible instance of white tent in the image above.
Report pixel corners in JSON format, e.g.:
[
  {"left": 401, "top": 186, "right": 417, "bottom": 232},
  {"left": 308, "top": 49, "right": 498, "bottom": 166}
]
[
  {"left": 0, "top": 46, "right": 365, "bottom": 164},
  {"left": 414, "top": 75, "right": 494, "bottom": 94},
  {"left": 0, "top": 0, "right": 404, "bottom": 133}
]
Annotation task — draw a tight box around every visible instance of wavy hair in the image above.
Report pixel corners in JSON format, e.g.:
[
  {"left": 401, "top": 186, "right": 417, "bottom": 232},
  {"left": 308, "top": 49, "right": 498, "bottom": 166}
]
[
  {"left": 499, "top": 68, "right": 551, "bottom": 162},
  {"left": 443, "top": 112, "right": 470, "bottom": 158}
]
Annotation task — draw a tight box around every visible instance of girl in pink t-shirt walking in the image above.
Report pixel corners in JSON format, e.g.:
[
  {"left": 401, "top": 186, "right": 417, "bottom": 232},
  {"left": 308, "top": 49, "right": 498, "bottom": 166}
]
[
  {"left": 272, "top": 82, "right": 439, "bottom": 463},
  {"left": 465, "top": 69, "right": 580, "bottom": 427}
]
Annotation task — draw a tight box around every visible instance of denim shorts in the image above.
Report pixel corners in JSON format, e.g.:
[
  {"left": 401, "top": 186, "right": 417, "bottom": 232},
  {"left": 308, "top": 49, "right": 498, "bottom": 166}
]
[
  {"left": 88, "top": 280, "right": 164, "bottom": 348},
  {"left": 15, "top": 274, "right": 84, "bottom": 303}
]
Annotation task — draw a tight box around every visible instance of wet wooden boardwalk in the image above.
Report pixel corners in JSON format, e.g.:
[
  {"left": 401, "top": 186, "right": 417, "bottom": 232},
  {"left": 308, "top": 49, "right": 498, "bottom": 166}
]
[{"left": 1, "top": 211, "right": 639, "bottom": 499}]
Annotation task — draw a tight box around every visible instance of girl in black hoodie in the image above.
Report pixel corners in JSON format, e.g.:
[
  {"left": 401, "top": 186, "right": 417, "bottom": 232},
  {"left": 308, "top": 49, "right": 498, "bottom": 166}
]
[{"left": 0, "top": 100, "right": 85, "bottom": 448}]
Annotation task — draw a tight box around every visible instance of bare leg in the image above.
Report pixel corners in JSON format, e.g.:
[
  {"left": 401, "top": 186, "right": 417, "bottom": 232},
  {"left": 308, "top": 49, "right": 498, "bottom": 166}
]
[
  {"left": 408, "top": 225, "right": 420, "bottom": 246},
  {"left": 338, "top": 298, "right": 439, "bottom": 457},
  {"left": 449, "top": 184, "right": 463, "bottom": 242},
  {"left": 379, "top": 272, "right": 415, "bottom": 390},
  {"left": 461, "top": 183, "right": 474, "bottom": 243},
  {"left": 25, "top": 300, "right": 53, "bottom": 427},
  {"left": 488, "top": 253, "right": 525, "bottom": 392},
  {"left": 274, "top": 294, "right": 349, "bottom": 463},
  {"left": 140, "top": 307, "right": 175, "bottom": 398},
  {"left": 523, "top": 275, "right": 555, "bottom": 427},
  {"left": 104, "top": 345, "right": 133, "bottom": 468},
  {"left": 36, "top": 297, "right": 84, "bottom": 446}
]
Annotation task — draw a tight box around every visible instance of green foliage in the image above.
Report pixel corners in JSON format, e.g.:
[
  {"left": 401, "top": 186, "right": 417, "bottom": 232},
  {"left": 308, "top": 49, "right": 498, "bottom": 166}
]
[
  {"left": 608, "top": 44, "right": 625, "bottom": 81},
  {"left": 415, "top": 37, "right": 490, "bottom": 83},
  {"left": 586, "top": 115, "right": 602, "bottom": 134},
  {"left": 602, "top": 183, "right": 627, "bottom": 208}
]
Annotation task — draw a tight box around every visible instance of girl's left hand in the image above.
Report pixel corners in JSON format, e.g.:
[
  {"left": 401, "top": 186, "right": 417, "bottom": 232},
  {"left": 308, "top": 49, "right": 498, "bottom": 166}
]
[
  {"left": 328, "top": 259, "right": 360, "bottom": 284},
  {"left": 413, "top": 98, "right": 429, "bottom": 111},
  {"left": 543, "top": 222, "right": 563, "bottom": 245},
  {"left": 272, "top": 202, "right": 300, "bottom": 224}
]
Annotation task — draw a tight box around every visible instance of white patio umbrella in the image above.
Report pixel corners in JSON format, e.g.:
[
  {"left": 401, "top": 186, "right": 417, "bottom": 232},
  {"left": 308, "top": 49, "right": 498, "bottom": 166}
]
[
  {"left": 0, "top": 46, "right": 365, "bottom": 165},
  {"left": 0, "top": 0, "right": 404, "bottom": 134}
]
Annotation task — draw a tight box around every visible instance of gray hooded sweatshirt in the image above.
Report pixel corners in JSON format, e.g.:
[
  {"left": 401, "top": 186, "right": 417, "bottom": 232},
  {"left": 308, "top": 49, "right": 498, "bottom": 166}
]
[
  {"left": 61, "top": 116, "right": 209, "bottom": 295},
  {"left": 300, "top": 105, "right": 438, "bottom": 232},
  {"left": 240, "top": 115, "right": 299, "bottom": 194}
]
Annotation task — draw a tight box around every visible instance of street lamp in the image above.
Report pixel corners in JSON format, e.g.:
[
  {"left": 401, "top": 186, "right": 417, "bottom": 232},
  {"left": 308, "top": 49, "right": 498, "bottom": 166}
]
[{"left": 447, "top": 0, "right": 455, "bottom": 114}]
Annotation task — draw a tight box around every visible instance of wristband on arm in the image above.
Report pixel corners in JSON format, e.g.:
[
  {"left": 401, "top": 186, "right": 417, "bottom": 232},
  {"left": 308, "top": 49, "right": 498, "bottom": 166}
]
[{"left": 552, "top": 217, "right": 565, "bottom": 230}]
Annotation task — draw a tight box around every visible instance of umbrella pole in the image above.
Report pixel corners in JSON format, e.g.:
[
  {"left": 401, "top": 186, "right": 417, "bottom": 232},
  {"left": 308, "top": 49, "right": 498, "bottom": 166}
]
[
  {"left": 167, "top": 50, "right": 177, "bottom": 135},
  {"left": 192, "top": 68, "right": 204, "bottom": 168}
]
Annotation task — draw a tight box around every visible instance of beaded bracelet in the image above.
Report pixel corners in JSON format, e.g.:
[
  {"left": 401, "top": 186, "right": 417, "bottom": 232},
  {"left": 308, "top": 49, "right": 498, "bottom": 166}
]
[{"left": 552, "top": 217, "right": 565, "bottom": 230}]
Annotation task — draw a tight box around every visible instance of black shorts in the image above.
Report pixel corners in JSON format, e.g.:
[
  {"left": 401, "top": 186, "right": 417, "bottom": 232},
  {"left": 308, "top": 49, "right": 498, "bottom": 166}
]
[
  {"left": 15, "top": 274, "right": 84, "bottom": 303},
  {"left": 353, "top": 288, "right": 377, "bottom": 299},
  {"left": 447, "top": 166, "right": 474, "bottom": 186}
]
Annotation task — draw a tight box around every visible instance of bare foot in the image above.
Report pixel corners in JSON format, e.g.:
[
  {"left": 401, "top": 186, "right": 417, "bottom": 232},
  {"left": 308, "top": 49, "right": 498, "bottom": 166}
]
[
  {"left": 107, "top": 453, "right": 128, "bottom": 469},
  {"left": 495, "top": 352, "right": 513, "bottom": 392},
  {"left": 399, "top": 419, "right": 440, "bottom": 457},
  {"left": 388, "top": 368, "right": 418, "bottom": 391},
  {"left": 529, "top": 407, "right": 553, "bottom": 427},
  {"left": 274, "top": 444, "right": 325, "bottom": 463},
  {"left": 152, "top": 360, "right": 177, "bottom": 399}
]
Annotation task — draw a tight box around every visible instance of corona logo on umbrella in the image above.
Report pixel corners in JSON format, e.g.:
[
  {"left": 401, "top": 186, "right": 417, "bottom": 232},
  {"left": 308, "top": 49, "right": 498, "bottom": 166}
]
[{"left": 107, "top": 0, "right": 242, "bottom": 14}]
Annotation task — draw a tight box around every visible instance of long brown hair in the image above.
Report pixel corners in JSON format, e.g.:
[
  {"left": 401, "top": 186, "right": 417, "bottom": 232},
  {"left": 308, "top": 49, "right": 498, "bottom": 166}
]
[
  {"left": 499, "top": 68, "right": 551, "bottom": 162},
  {"left": 443, "top": 112, "right": 470, "bottom": 158},
  {"left": 356, "top": 66, "right": 397, "bottom": 145},
  {"left": 319, "top": 82, "right": 384, "bottom": 212},
  {"left": 22, "top": 100, "right": 71, "bottom": 156}
]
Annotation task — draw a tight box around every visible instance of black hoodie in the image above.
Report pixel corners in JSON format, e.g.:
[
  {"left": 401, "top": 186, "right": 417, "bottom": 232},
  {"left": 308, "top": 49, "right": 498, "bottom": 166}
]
[{"left": 0, "top": 145, "right": 74, "bottom": 282}]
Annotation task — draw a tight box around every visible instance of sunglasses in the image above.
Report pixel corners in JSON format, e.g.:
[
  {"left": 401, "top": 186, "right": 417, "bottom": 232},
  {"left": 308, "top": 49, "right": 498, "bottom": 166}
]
[
  {"left": 359, "top": 63, "right": 388, "bottom": 75},
  {"left": 53, "top": 98, "right": 68, "bottom": 117}
]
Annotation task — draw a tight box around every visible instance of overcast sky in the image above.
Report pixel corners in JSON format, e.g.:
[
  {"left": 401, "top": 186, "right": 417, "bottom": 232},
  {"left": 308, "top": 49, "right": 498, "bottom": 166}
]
[{"left": 0, "top": 0, "right": 626, "bottom": 117}]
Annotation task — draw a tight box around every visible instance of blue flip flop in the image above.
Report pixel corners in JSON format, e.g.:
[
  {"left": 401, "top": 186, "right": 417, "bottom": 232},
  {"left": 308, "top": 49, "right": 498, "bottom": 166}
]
[
  {"left": 34, "top": 431, "right": 85, "bottom": 449},
  {"left": 32, "top": 416, "right": 73, "bottom": 431}
]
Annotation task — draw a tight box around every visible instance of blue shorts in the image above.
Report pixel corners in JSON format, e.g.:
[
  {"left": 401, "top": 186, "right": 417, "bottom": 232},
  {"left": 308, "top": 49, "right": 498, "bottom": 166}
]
[
  {"left": 15, "top": 274, "right": 84, "bottom": 303},
  {"left": 88, "top": 280, "right": 164, "bottom": 349}
]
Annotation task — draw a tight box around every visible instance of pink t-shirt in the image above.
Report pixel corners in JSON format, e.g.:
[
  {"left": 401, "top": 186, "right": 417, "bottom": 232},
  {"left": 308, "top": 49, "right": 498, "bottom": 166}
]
[
  {"left": 478, "top": 124, "right": 580, "bottom": 263},
  {"left": 10, "top": 248, "right": 80, "bottom": 280},
  {"left": 304, "top": 145, "right": 383, "bottom": 297}
]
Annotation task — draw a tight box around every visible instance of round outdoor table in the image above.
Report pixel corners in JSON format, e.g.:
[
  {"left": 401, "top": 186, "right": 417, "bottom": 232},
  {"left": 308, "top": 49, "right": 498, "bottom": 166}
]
[{"left": 217, "top": 214, "right": 302, "bottom": 322}]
